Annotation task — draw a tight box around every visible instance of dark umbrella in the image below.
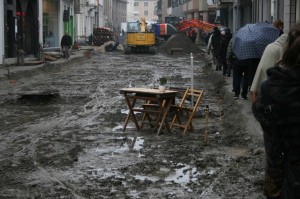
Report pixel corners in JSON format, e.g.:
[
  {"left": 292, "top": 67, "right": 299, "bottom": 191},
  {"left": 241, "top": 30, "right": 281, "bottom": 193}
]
[{"left": 232, "top": 22, "right": 280, "bottom": 60}]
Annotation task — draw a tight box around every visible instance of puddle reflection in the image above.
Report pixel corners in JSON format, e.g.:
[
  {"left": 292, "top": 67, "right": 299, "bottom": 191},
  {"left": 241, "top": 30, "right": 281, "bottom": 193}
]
[
  {"left": 165, "top": 163, "right": 200, "bottom": 185},
  {"left": 93, "top": 137, "right": 145, "bottom": 158},
  {"left": 133, "top": 174, "right": 160, "bottom": 183}
]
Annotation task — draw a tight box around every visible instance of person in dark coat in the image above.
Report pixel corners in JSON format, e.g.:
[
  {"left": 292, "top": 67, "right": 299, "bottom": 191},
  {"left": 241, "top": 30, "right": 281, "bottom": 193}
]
[
  {"left": 217, "top": 29, "right": 231, "bottom": 76},
  {"left": 252, "top": 23, "right": 300, "bottom": 199},
  {"left": 60, "top": 32, "right": 72, "bottom": 59},
  {"left": 226, "top": 38, "right": 250, "bottom": 99},
  {"left": 211, "top": 27, "right": 223, "bottom": 71}
]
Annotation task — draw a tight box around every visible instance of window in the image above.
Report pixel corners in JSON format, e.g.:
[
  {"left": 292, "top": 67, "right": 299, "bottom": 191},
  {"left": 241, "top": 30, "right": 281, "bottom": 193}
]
[
  {"left": 134, "top": 2, "right": 139, "bottom": 6},
  {"left": 144, "top": 2, "right": 148, "bottom": 6},
  {"left": 144, "top": 10, "right": 148, "bottom": 16},
  {"left": 43, "top": 0, "right": 59, "bottom": 47},
  {"left": 172, "top": 0, "right": 179, "bottom": 7}
]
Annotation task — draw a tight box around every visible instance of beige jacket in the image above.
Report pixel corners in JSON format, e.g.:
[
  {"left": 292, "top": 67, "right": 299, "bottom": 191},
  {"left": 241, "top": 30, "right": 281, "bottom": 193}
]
[
  {"left": 207, "top": 34, "right": 214, "bottom": 51},
  {"left": 250, "top": 34, "right": 288, "bottom": 93}
]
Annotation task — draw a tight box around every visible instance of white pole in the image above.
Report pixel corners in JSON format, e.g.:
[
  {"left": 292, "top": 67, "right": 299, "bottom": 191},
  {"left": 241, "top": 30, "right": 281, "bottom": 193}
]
[
  {"left": 0, "top": 1, "right": 4, "bottom": 65},
  {"left": 190, "top": 53, "right": 194, "bottom": 106}
]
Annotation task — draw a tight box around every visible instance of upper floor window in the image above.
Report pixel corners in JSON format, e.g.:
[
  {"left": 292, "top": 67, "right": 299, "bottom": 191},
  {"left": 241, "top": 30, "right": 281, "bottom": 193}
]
[
  {"left": 144, "top": 2, "right": 148, "bottom": 6},
  {"left": 134, "top": 2, "right": 139, "bottom": 6},
  {"left": 144, "top": 10, "right": 148, "bottom": 16}
]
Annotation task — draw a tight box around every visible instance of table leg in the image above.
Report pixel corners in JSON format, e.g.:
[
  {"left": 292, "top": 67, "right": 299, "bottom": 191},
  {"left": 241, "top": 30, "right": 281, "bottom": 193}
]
[
  {"left": 152, "top": 99, "right": 163, "bottom": 129},
  {"left": 123, "top": 95, "right": 140, "bottom": 131},
  {"left": 141, "top": 100, "right": 155, "bottom": 129},
  {"left": 157, "top": 97, "right": 173, "bottom": 135}
]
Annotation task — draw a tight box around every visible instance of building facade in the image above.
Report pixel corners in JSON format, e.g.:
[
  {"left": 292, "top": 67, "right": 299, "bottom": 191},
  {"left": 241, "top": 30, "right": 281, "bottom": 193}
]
[
  {"left": 1, "top": 0, "right": 76, "bottom": 65},
  {"left": 74, "top": 0, "right": 104, "bottom": 40},
  {"left": 127, "top": 0, "right": 135, "bottom": 22},
  {"left": 167, "top": 0, "right": 185, "bottom": 20},
  {"left": 133, "top": 0, "right": 158, "bottom": 22},
  {"left": 42, "top": 0, "right": 75, "bottom": 48},
  {"left": 1, "top": 0, "right": 125, "bottom": 65},
  {"left": 112, "top": 0, "right": 127, "bottom": 35},
  {"left": 103, "top": 0, "right": 127, "bottom": 36},
  {"left": 2, "top": 0, "right": 300, "bottom": 65},
  {"left": 4, "top": 0, "right": 40, "bottom": 60}
]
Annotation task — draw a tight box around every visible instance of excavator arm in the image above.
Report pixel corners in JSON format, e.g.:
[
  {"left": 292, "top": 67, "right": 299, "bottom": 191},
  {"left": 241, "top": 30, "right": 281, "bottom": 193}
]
[{"left": 176, "top": 19, "right": 217, "bottom": 32}]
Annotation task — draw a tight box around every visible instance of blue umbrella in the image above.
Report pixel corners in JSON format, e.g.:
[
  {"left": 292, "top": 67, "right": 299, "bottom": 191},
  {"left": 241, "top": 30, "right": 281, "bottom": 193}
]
[{"left": 232, "top": 22, "right": 280, "bottom": 60}]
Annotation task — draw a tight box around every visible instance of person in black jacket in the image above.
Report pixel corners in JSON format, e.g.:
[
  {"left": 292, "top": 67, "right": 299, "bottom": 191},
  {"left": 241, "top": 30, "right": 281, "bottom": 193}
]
[
  {"left": 217, "top": 29, "right": 232, "bottom": 76},
  {"left": 60, "top": 32, "right": 72, "bottom": 59},
  {"left": 211, "top": 27, "right": 223, "bottom": 71},
  {"left": 253, "top": 23, "right": 300, "bottom": 199}
]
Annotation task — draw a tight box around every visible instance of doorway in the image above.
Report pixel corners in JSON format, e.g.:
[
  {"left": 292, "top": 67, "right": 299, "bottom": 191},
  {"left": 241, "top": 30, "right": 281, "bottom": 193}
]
[{"left": 16, "top": 0, "right": 39, "bottom": 56}]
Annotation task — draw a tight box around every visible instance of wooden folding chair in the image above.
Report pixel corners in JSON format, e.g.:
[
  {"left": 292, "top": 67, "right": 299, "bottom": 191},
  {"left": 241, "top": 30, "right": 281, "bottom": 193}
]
[
  {"left": 140, "top": 98, "right": 165, "bottom": 129},
  {"left": 140, "top": 87, "right": 187, "bottom": 130},
  {"left": 170, "top": 88, "right": 204, "bottom": 135}
]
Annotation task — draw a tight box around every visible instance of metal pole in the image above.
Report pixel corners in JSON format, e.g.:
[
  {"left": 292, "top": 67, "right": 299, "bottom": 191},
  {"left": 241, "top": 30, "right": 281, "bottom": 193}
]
[
  {"left": 190, "top": 53, "right": 194, "bottom": 106},
  {"left": 205, "top": 105, "right": 209, "bottom": 143}
]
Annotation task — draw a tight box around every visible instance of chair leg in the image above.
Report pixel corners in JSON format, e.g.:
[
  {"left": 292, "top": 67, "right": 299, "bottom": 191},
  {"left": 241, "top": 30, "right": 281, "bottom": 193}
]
[
  {"left": 186, "top": 111, "right": 195, "bottom": 132},
  {"left": 170, "top": 109, "right": 182, "bottom": 129}
]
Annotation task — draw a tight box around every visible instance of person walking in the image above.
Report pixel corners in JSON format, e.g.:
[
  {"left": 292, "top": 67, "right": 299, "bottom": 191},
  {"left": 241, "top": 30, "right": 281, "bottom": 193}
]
[
  {"left": 226, "top": 38, "right": 236, "bottom": 92},
  {"left": 250, "top": 33, "right": 287, "bottom": 103},
  {"left": 217, "top": 29, "right": 232, "bottom": 76},
  {"left": 226, "top": 38, "right": 250, "bottom": 99},
  {"left": 211, "top": 27, "right": 223, "bottom": 71},
  {"left": 232, "top": 58, "right": 250, "bottom": 100},
  {"left": 207, "top": 26, "right": 222, "bottom": 68},
  {"left": 253, "top": 23, "right": 300, "bottom": 199},
  {"left": 61, "top": 32, "right": 72, "bottom": 59}
]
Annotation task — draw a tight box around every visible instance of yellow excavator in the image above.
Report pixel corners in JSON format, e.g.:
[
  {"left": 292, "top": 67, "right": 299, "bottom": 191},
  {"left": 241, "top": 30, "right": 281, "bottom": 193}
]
[{"left": 124, "top": 17, "right": 156, "bottom": 54}]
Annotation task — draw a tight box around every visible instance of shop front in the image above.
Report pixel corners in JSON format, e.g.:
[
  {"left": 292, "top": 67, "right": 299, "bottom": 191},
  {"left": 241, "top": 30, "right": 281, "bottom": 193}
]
[
  {"left": 43, "top": 0, "right": 59, "bottom": 47},
  {"left": 3, "top": 0, "right": 39, "bottom": 59}
]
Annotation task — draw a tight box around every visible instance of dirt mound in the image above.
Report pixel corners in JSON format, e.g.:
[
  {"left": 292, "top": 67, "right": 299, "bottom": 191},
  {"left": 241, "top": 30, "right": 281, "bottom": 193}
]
[{"left": 157, "top": 34, "right": 201, "bottom": 54}]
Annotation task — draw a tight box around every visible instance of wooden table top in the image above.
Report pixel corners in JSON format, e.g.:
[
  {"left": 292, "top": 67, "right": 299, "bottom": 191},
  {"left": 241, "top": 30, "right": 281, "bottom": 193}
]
[{"left": 119, "top": 88, "right": 178, "bottom": 95}]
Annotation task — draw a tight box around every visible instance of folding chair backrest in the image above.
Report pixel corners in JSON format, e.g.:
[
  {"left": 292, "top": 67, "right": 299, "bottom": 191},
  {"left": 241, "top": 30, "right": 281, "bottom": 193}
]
[
  {"left": 178, "top": 88, "right": 203, "bottom": 108},
  {"left": 187, "top": 88, "right": 204, "bottom": 112},
  {"left": 171, "top": 88, "right": 204, "bottom": 134}
]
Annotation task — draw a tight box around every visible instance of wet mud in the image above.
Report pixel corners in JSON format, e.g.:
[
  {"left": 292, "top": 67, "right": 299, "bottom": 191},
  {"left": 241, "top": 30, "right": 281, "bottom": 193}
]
[{"left": 0, "top": 51, "right": 265, "bottom": 198}]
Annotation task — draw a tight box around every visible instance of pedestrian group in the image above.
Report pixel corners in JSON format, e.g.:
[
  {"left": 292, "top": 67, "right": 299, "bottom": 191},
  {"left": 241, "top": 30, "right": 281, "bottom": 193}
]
[{"left": 207, "top": 20, "right": 300, "bottom": 199}]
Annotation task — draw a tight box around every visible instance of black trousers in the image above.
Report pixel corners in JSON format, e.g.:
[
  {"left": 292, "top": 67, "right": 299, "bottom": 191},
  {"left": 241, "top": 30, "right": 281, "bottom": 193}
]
[{"left": 232, "top": 61, "right": 249, "bottom": 97}]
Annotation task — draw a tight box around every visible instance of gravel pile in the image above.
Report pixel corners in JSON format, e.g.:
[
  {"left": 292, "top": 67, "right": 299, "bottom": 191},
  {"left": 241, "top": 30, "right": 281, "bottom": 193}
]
[{"left": 157, "top": 33, "right": 201, "bottom": 54}]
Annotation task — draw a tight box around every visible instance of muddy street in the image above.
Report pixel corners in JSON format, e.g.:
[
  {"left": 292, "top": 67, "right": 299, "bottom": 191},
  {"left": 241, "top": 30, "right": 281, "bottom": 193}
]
[{"left": 0, "top": 51, "right": 265, "bottom": 198}]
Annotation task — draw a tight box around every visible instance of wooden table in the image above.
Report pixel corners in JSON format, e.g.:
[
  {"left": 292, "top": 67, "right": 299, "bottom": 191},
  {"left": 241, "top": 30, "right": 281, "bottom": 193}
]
[{"left": 119, "top": 88, "right": 179, "bottom": 135}]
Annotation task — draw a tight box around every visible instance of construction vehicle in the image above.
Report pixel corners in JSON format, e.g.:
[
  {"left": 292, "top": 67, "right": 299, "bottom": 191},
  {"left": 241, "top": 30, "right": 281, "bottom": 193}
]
[
  {"left": 165, "top": 15, "right": 182, "bottom": 26},
  {"left": 175, "top": 19, "right": 217, "bottom": 33},
  {"left": 152, "top": 23, "right": 179, "bottom": 41},
  {"left": 124, "top": 17, "right": 156, "bottom": 54},
  {"left": 151, "top": 19, "right": 217, "bottom": 45},
  {"left": 164, "top": 15, "right": 217, "bottom": 33}
]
